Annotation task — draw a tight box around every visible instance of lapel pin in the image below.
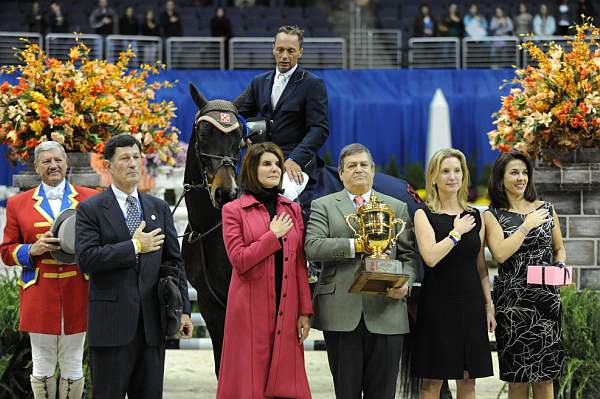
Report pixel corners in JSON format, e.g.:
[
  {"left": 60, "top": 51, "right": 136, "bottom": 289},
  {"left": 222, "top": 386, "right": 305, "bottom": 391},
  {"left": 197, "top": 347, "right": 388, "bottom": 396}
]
[{"left": 151, "top": 214, "right": 156, "bottom": 221}]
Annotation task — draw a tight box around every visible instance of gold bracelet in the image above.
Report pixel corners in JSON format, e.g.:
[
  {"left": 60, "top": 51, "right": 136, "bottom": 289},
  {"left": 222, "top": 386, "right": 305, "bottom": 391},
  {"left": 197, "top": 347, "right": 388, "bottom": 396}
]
[{"left": 485, "top": 303, "right": 495, "bottom": 313}]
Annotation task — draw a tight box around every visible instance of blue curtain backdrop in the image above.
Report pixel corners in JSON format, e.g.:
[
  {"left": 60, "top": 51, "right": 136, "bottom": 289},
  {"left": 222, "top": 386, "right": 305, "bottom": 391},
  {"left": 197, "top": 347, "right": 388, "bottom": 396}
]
[{"left": 0, "top": 69, "right": 514, "bottom": 187}]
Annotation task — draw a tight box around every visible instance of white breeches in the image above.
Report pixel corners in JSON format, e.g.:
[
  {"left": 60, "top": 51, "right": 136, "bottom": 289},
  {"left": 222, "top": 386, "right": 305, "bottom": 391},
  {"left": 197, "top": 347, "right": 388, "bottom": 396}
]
[{"left": 29, "top": 327, "right": 86, "bottom": 380}]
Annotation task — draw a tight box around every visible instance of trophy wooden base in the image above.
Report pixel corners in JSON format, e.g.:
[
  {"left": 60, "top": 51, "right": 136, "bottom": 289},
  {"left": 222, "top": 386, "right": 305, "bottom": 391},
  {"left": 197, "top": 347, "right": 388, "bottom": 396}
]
[{"left": 349, "top": 259, "right": 410, "bottom": 296}]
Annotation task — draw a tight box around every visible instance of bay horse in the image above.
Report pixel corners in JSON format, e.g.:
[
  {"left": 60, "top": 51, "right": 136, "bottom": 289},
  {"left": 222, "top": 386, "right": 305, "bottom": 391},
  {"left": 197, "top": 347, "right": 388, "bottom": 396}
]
[
  {"left": 182, "top": 83, "right": 243, "bottom": 375},
  {"left": 182, "top": 83, "right": 425, "bottom": 378}
]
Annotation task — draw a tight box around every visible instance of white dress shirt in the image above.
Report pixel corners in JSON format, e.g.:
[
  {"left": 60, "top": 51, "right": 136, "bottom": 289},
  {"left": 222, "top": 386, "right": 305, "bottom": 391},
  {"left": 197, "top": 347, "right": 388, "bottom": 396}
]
[
  {"left": 271, "top": 63, "right": 298, "bottom": 108},
  {"left": 42, "top": 179, "right": 66, "bottom": 218},
  {"left": 111, "top": 184, "right": 141, "bottom": 254}
]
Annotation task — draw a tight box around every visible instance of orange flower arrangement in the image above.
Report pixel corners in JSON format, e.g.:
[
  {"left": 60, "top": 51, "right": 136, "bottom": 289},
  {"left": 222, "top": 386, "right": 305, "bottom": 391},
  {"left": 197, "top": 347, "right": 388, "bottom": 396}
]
[
  {"left": 488, "top": 19, "right": 600, "bottom": 160},
  {"left": 0, "top": 41, "right": 181, "bottom": 168}
]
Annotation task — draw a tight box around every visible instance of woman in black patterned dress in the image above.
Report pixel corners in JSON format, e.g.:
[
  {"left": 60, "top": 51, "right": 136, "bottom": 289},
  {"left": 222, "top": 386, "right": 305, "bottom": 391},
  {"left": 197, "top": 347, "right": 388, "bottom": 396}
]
[
  {"left": 484, "top": 152, "right": 566, "bottom": 399},
  {"left": 413, "top": 149, "right": 495, "bottom": 398}
]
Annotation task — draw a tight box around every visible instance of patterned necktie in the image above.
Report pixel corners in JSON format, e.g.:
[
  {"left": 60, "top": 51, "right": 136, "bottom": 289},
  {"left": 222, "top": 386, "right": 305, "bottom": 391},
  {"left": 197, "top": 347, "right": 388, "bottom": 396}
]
[
  {"left": 126, "top": 195, "right": 142, "bottom": 236},
  {"left": 271, "top": 73, "right": 287, "bottom": 108},
  {"left": 354, "top": 195, "right": 365, "bottom": 209}
]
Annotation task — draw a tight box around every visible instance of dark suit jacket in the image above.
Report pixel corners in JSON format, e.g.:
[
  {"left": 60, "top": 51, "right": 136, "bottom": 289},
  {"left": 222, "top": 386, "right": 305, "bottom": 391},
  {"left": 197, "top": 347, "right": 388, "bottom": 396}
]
[
  {"left": 75, "top": 187, "right": 191, "bottom": 347},
  {"left": 238, "top": 67, "right": 329, "bottom": 178}
]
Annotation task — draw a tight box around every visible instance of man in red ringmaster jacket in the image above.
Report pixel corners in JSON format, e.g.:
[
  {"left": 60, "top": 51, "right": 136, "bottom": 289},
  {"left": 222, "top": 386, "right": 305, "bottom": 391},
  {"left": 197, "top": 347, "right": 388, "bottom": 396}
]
[{"left": 0, "top": 141, "right": 97, "bottom": 399}]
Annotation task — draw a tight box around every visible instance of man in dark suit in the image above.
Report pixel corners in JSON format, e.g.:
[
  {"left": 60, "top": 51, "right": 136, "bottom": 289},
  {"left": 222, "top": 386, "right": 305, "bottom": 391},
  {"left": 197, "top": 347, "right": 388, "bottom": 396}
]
[
  {"left": 238, "top": 25, "right": 329, "bottom": 188},
  {"left": 75, "top": 134, "right": 193, "bottom": 398},
  {"left": 305, "top": 143, "right": 420, "bottom": 398}
]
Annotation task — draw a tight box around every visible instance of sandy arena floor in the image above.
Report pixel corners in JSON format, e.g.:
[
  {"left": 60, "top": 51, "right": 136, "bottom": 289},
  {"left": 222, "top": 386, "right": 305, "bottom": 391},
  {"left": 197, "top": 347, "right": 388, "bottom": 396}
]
[{"left": 163, "top": 330, "right": 507, "bottom": 399}]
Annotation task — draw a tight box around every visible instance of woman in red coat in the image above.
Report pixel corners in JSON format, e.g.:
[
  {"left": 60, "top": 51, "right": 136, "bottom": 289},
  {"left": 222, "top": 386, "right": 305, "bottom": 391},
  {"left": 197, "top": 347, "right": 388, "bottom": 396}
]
[{"left": 217, "top": 142, "right": 313, "bottom": 399}]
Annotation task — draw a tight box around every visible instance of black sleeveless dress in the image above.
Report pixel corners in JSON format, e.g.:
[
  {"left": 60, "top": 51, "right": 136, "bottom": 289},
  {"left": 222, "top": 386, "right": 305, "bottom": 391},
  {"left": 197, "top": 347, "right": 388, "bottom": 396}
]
[
  {"left": 412, "top": 208, "right": 493, "bottom": 379},
  {"left": 488, "top": 202, "right": 564, "bottom": 382}
]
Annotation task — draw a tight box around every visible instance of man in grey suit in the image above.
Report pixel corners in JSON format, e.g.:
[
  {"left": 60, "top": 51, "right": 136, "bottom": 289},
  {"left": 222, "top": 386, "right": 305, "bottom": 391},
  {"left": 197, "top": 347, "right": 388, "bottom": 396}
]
[{"left": 305, "top": 143, "right": 419, "bottom": 398}]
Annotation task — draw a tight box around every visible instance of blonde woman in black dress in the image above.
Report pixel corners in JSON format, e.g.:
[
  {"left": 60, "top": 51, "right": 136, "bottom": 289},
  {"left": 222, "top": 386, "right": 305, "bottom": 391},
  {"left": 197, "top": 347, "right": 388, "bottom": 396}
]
[
  {"left": 484, "top": 152, "right": 566, "bottom": 399},
  {"left": 413, "top": 148, "right": 495, "bottom": 398}
]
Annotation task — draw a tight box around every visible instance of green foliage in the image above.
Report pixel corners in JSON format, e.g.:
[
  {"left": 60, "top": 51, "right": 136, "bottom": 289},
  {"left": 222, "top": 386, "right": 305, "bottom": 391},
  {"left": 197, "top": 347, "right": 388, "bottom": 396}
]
[
  {"left": 479, "top": 164, "right": 492, "bottom": 188},
  {"left": 466, "top": 155, "right": 478, "bottom": 188},
  {"left": 557, "top": 286, "right": 600, "bottom": 399},
  {"left": 403, "top": 162, "right": 425, "bottom": 190},
  {"left": 384, "top": 155, "right": 401, "bottom": 178},
  {"left": 0, "top": 274, "right": 32, "bottom": 399}
]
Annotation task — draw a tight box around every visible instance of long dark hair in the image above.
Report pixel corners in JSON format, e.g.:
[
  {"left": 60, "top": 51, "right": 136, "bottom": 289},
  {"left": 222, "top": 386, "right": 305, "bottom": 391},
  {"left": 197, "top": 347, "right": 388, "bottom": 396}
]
[{"left": 488, "top": 151, "right": 537, "bottom": 209}]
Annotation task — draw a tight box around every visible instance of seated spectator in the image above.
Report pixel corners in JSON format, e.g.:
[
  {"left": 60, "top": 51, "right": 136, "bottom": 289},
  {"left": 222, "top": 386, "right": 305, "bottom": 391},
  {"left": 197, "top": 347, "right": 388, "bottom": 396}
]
[
  {"left": 89, "top": 0, "right": 117, "bottom": 35},
  {"left": 211, "top": 6, "right": 232, "bottom": 68},
  {"left": 464, "top": 3, "right": 488, "bottom": 38},
  {"left": 556, "top": 0, "right": 572, "bottom": 35},
  {"left": 234, "top": 0, "right": 256, "bottom": 7},
  {"left": 577, "top": 0, "right": 594, "bottom": 24},
  {"left": 27, "top": 2, "right": 45, "bottom": 34},
  {"left": 141, "top": 9, "right": 160, "bottom": 64},
  {"left": 210, "top": 7, "right": 232, "bottom": 39},
  {"left": 490, "top": 7, "right": 513, "bottom": 36},
  {"left": 119, "top": 6, "right": 139, "bottom": 35},
  {"left": 141, "top": 9, "right": 160, "bottom": 36},
  {"left": 514, "top": 3, "right": 533, "bottom": 36},
  {"left": 414, "top": 3, "right": 437, "bottom": 37},
  {"left": 160, "top": 0, "right": 182, "bottom": 37},
  {"left": 47, "top": 2, "right": 69, "bottom": 33},
  {"left": 533, "top": 4, "right": 556, "bottom": 36},
  {"left": 438, "top": 3, "right": 464, "bottom": 37}
]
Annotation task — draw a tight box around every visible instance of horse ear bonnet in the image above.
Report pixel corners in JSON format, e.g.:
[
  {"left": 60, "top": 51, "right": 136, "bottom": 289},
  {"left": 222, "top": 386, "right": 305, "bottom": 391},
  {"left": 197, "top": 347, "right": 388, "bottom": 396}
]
[
  {"left": 196, "top": 100, "right": 240, "bottom": 134},
  {"left": 158, "top": 262, "right": 184, "bottom": 337}
]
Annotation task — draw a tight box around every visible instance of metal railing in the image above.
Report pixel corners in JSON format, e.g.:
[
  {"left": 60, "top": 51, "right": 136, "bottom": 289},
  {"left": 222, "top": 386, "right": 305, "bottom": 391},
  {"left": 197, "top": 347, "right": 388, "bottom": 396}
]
[
  {"left": 408, "top": 37, "right": 460, "bottom": 69},
  {"left": 350, "top": 29, "right": 402, "bottom": 69},
  {"left": 0, "top": 31, "right": 583, "bottom": 70},
  {"left": 302, "top": 38, "right": 347, "bottom": 69},
  {"left": 0, "top": 32, "right": 42, "bottom": 65},
  {"left": 229, "top": 37, "right": 273, "bottom": 70},
  {"left": 230, "top": 37, "right": 346, "bottom": 70},
  {"left": 166, "top": 37, "right": 224, "bottom": 70},
  {"left": 106, "top": 34, "right": 163, "bottom": 66},
  {"left": 462, "top": 36, "right": 520, "bottom": 69},
  {"left": 45, "top": 33, "right": 103, "bottom": 61}
]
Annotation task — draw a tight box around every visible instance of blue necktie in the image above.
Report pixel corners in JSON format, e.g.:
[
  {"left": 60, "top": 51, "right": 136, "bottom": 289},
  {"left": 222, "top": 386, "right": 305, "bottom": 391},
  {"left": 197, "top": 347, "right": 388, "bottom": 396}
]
[{"left": 126, "top": 195, "right": 142, "bottom": 236}]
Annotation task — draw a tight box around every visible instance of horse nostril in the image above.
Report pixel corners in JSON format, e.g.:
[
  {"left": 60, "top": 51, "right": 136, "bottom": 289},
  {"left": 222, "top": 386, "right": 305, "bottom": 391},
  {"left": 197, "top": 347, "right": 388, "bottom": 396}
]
[{"left": 215, "top": 188, "right": 223, "bottom": 204}]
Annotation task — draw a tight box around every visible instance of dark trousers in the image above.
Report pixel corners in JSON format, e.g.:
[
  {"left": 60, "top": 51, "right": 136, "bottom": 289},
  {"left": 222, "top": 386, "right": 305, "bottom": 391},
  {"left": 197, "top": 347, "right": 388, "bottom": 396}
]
[
  {"left": 323, "top": 317, "right": 404, "bottom": 399},
  {"left": 90, "top": 317, "right": 166, "bottom": 399}
]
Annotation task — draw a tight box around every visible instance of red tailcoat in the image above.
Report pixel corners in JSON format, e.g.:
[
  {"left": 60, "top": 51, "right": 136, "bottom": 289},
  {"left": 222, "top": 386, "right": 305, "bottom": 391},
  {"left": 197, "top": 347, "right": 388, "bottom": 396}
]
[
  {"left": 217, "top": 193, "right": 313, "bottom": 399},
  {"left": 0, "top": 183, "right": 98, "bottom": 335}
]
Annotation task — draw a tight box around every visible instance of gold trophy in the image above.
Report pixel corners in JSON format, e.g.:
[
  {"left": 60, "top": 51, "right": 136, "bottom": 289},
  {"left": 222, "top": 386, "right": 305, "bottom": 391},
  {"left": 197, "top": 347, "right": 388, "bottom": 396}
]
[{"left": 345, "top": 194, "right": 411, "bottom": 295}]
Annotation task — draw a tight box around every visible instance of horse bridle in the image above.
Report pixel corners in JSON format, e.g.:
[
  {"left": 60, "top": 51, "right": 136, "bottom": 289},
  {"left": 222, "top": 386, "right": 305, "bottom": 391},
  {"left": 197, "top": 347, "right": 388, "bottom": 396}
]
[
  {"left": 173, "top": 104, "right": 242, "bottom": 310},
  {"left": 193, "top": 147, "right": 239, "bottom": 195}
]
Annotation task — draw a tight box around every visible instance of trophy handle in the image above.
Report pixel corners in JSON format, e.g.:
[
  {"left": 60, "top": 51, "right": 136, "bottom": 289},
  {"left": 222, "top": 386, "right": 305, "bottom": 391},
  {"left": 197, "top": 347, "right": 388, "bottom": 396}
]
[
  {"left": 390, "top": 218, "right": 406, "bottom": 246},
  {"left": 345, "top": 214, "right": 361, "bottom": 237}
]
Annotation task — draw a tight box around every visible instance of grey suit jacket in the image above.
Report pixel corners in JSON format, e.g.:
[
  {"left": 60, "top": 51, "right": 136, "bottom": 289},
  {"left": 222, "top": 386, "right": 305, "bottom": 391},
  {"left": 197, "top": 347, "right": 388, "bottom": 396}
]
[{"left": 305, "top": 190, "right": 419, "bottom": 335}]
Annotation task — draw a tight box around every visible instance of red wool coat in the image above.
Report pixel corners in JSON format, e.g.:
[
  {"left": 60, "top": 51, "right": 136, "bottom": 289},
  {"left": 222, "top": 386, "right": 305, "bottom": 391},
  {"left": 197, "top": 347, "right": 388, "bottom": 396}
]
[
  {"left": 0, "top": 183, "right": 97, "bottom": 335},
  {"left": 217, "top": 193, "right": 313, "bottom": 399}
]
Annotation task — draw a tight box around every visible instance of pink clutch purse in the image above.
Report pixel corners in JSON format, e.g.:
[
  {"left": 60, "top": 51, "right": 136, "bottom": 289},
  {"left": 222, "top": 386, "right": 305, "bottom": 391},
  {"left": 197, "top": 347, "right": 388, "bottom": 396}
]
[{"left": 527, "top": 265, "right": 572, "bottom": 286}]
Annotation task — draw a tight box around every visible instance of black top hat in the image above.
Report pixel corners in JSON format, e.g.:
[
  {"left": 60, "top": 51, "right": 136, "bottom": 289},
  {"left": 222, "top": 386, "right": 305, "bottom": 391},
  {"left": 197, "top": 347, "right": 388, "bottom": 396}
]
[{"left": 50, "top": 208, "right": 77, "bottom": 264}]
